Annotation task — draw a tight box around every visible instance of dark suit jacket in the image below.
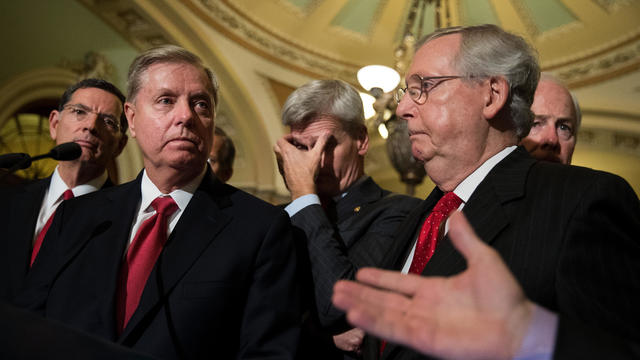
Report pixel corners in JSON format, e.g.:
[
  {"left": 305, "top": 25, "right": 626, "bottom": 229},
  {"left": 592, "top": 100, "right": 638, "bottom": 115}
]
[
  {"left": 291, "top": 177, "right": 420, "bottom": 360},
  {"left": 15, "top": 169, "right": 301, "bottom": 359},
  {"left": 364, "top": 147, "right": 640, "bottom": 360},
  {"left": 292, "top": 177, "right": 421, "bottom": 330},
  {"left": 0, "top": 177, "right": 112, "bottom": 302}
]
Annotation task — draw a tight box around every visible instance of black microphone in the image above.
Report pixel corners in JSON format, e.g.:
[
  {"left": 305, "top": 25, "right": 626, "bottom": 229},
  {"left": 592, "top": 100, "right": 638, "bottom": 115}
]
[
  {"left": 0, "top": 142, "right": 83, "bottom": 181},
  {"left": 0, "top": 153, "right": 31, "bottom": 169},
  {"left": 34, "top": 142, "right": 83, "bottom": 162}
]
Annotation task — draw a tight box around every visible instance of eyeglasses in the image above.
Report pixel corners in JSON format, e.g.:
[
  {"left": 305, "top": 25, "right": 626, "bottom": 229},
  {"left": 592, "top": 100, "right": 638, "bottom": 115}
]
[
  {"left": 394, "top": 74, "right": 464, "bottom": 105},
  {"left": 63, "top": 104, "right": 121, "bottom": 133}
]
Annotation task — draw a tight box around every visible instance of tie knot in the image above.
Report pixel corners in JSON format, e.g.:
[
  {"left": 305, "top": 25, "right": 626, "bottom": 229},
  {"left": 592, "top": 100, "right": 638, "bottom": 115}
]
[
  {"left": 432, "top": 192, "right": 462, "bottom": 215},
  {"left": 151, "top": 196, "right": 178, "bottom": 216},
  {"left": 63, "top": 189, "right": 74, "bottom": 200}
]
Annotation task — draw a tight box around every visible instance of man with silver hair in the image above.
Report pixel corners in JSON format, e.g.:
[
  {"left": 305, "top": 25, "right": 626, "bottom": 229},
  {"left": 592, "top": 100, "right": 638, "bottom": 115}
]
[
  {"left": 274, "top": 79, "right": 420, "bottom": 359},
  {"left": 352, "top": 24, "right": 639, "bottom": 359},
  {"left": 17, "top": 45, "right": 300, "bottom": 359},
  {"left": 521, "top": 73, "right": 581, "bottom": 164}
]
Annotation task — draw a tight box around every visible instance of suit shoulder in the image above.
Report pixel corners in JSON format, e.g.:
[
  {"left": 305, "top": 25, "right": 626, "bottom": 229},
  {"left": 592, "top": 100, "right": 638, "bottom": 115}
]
[
  {"left": 531, "top": 161, "right": 635, "bottom": 192},
  {"left": 222, "top": 184, "right": 287, "bottom": 216}
]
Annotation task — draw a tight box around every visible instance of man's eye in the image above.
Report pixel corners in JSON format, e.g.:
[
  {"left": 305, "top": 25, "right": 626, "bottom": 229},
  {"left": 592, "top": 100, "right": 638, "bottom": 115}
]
[
  {"left": 73, "top": 108, "right": 86, "bottom": 115},
  {"left": 158, "top": 98, "right": 172, "bottom": 105},
  {"left": 558, "top": 123, "right": 573, "bottom": 134},
  {"left": 103, "top": 117, "right": 119, "bottom": 130},
  {"left": 532, "top": 121, "right": 541, "bottom": 127}
]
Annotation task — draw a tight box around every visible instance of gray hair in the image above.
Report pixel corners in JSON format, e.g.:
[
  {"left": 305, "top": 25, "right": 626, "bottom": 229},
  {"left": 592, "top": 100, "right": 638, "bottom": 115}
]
[
  {"left": 418, "top": 24, "right": 540, "bottom": 138},
  {"left": 539, "top": 72, "right": 582, "bottom": 130},
  {"left": 127, "top": 45, "right": 219, "bottom": 111},
  {"left": 281, "top": 79, "right": 365, "bottom": 134}
]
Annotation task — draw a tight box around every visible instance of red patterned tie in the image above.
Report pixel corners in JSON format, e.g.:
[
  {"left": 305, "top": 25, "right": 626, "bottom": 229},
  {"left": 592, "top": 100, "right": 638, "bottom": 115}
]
[
  {"left": 409, "top": 192, "right": 462, "bottom": 274},
  {"left": 116, "top": 196, "right": 178, "bottom": 333},
  {"left": 30, "top": 189, "right": 74, "bottom": 266},
  {"left": 380, "top": 192, "right": 461, "bottom": 355}
]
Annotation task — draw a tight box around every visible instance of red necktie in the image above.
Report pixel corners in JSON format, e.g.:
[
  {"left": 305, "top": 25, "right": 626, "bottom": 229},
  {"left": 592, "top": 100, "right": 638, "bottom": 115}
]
[
  {"left": 30, "top": 189, "right": 74, "bottom": 266},
  {"left": 116, "top": 196, "right": 178, "bottom": 333},
  {"left": 408, "top": 192, "right": 462, "bottom": 274},
  {"left": 380, "top": 192, "right": 462, "bottom": 355}
]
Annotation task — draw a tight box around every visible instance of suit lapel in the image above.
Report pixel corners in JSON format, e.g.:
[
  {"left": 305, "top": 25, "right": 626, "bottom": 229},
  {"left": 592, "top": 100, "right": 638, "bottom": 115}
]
[
  {"left": 382, "top": 148, "right": 534, "bottom": 359},
  {"left": 336, "top": 177, "right": 385, "bottom": 247},
  {"left": 423, "top": 146, "right": 534, "bottom": 277},
  {"left": 120, "top": 170, "right": 232, "bottom": 342}
]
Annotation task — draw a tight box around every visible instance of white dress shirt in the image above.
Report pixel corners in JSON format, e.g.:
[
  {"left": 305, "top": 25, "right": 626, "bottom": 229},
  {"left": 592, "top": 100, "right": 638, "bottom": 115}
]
[
  {"left": 125, "top": 168, "right": 206, "bottom": 254},
  {"left": 400, "top": 145, "right": 516, "bottom": 273},
  {"left": 33, "top": 167, "right": 107, "bottom": 245}
]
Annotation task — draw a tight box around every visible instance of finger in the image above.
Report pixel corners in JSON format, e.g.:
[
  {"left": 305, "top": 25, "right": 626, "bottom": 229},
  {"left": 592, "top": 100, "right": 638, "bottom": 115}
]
[
  {"left": 333, "top": 279, "right": 412, "bottom": 318},
  {"left": 447, "top": 211, "right": 493, "bottom": 266},
  {"left": 312, "top": 132, "right": 331, "bottom": 155},
  {"left": 354, "top": 268, "right": 426, "bottom": 297}
]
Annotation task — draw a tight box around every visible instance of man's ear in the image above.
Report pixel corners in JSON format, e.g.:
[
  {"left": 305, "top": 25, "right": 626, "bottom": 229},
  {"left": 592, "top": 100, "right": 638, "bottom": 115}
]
[
  {"left": 48, "top": 110, "right": 60, "bottom": 141},
  {"left": 356, "top": 126, "right": 369, "bottom": 156},
  {"left": 482, "top": 76, "right": 509, "bottom": 120},
  {"left": 114, "top": 134, "right": 128, "bottom": 158},
  {"left": 124, "top": 102, "right": 136, "bottom": 138}
]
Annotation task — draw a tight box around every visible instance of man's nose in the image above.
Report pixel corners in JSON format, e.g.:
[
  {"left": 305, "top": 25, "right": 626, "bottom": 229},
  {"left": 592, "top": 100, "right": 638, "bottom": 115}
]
[
  {"left": 396, "top": 94, "right": 415, "bottom": 122},
  {"left": 540, "top": 123, "right": 560, "bottom": 148},
  {"left": 174, "top": 99, "right": 194, "bottom": 126}
]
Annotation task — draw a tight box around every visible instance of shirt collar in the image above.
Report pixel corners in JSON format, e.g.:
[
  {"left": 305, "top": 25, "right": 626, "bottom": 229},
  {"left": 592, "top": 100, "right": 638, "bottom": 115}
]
[
  {"left": 46, "top": 167, "right": 108, "bottom": 207},
  {"left": 139, "top": 167, "right": 206, "bottom": 213},
  {"left": 453, "top": 146, "right": 516, "bottom": 203},
  {"left": 333, "top": 175, "right": 369, "bottom": 202}
]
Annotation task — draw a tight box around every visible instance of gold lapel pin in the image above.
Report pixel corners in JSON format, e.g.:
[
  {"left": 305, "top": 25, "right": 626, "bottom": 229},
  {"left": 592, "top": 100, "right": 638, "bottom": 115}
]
[{"left": 354, "top": 206, "right": 361, "bottom": 213}]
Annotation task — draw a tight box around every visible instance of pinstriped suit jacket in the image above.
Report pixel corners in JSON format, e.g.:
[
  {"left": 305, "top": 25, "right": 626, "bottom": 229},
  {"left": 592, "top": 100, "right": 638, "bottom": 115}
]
[
  {"left": 365, "top": 147, "right": 640, "bottom": 360},
  {"left": 292, "top": 177, "right": 421, "bottom": 330}
]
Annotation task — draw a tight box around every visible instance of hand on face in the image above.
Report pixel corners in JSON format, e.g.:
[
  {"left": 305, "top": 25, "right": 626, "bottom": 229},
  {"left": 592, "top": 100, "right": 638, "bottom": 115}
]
[
  {"left": 273, "top": 132, "right": 330, "bottom": 199},
  {"left": 332, "top": 212, "right": 534, "bottom": 360}
]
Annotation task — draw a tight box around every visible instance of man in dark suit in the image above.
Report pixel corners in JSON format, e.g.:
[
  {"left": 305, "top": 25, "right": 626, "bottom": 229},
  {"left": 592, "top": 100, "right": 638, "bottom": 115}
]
[
  {"left": 16, "top": 45, "right": 300, "bottom": 359},
  {"left": 0, "top": 78, "right": 128, "bottom": 302},
  {"left": 274, "top": 79, "right": 420, "bottom": 358},
  {"left": 208, "top": 126, "right": 235, "bottom": 183},
  {"left": 353, "top": 24, "right": 639, "bottom": 359}
]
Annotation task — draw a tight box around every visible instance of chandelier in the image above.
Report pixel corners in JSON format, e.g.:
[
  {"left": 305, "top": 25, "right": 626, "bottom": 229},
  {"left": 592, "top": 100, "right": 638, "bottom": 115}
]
[{"left": 357, "top": 0, "right": 452, "bottom": 195}]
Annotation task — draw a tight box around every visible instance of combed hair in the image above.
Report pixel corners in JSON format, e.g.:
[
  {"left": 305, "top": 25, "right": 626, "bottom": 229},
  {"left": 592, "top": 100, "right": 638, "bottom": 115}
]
[
  {"left": 281, "top": 79, "right": 365, "bottom": 134},
  {"left": 58, "top": 78, "right": 128, "bottom": 134},
  {"left": 539, "top": 72, "right": 582, "bottom": 130},
  {"left": 127, "top": 45, "right": 219, "bottom": 111},
  {"left": 213, "top": 127, "right": 236, "bottom": 172},
  {"left": 418, "top": 24, "right": 540, "bottom": 138}
]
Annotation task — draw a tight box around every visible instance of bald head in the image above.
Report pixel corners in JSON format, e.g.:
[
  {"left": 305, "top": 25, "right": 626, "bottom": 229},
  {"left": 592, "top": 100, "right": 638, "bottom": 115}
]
[{"left": 521, "top": 74, "right": 580, "bottom": 164}]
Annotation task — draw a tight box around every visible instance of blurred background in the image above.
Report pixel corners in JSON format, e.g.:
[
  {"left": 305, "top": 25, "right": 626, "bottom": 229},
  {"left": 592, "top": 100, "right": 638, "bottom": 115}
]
[{"left": 1, "top": 0, "right": 639, "bottom": 201}]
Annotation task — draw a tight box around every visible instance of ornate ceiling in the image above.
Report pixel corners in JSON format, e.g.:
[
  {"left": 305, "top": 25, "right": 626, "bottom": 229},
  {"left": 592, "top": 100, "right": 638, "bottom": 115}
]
[{"left": 56, "top": 0, "right": 640, "bottom": 195}]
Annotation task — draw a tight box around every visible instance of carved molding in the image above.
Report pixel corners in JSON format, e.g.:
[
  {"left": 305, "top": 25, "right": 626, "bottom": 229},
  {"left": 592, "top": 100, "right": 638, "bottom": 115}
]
[{"left": 77, "top": 0, "right": 172, "bottom": 50}]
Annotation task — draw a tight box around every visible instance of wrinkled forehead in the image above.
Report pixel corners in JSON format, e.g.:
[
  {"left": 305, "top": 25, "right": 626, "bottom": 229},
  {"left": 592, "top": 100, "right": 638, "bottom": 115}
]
[{"left": 290, "top": 116, "right": 347, "bottom": 142}]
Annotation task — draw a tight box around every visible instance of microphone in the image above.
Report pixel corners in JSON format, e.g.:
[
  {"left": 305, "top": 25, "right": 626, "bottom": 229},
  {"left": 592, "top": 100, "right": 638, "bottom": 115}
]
[
  {"left": 0, "top": 153, "right": 30, "bottom": 169},
  {"left": 0, "top": 142, "right": 83, "bottom": 179},
  {"left": 35, "top": 142, "right": 83, "bottom": 162}
]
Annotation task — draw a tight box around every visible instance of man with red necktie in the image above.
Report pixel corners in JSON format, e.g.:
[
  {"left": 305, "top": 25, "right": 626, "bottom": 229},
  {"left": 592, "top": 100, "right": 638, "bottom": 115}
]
[
  {"left": 16, "top": 45, "right": 300, "bottom": 359},
  {"left": 357, "top": 24, "right": 640, "bottom": 360},
  {"left": 0, "top": 78, "right": 128, "bottom": 302}
]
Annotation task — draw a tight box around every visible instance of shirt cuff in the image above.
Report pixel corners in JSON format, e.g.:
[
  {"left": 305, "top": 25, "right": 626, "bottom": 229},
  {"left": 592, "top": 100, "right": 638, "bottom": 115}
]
[
  {"left": 514, "top": 304, "right": 558, "bottom": 360},
  {"left": 284, "top": 194, "right": 321, "bottom": 217}
]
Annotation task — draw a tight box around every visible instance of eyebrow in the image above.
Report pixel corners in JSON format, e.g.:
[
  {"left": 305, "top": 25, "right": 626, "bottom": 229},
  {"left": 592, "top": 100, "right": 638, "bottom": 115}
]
[{"left": 67, "top": 103, "right": 118, "bottom": 119}]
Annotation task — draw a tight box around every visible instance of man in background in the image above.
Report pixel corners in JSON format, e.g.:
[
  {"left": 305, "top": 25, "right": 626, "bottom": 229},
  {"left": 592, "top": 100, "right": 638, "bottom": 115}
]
[
  {"left": 209, "top": 126, "right": 235, "bottom": 182},
  {"left": 275, "top": 79, "right": 420, "bottom": 359},
  {"left": 0, "top": 78, "right": 128, "bottom": 302},
  {"left": 521, "top": 73, "right": 581, "bottom": 164}
]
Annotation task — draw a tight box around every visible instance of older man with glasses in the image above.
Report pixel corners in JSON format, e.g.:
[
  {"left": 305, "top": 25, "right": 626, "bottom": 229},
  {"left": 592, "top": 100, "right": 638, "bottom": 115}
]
[
  {"left": 345, "top": 24, "right": 640, "bottom": 360},
  {"left": 0, "top": 78, "right": 128, "bottom": 302}
]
